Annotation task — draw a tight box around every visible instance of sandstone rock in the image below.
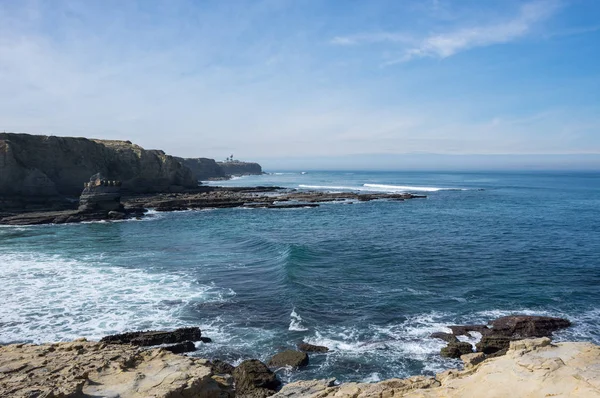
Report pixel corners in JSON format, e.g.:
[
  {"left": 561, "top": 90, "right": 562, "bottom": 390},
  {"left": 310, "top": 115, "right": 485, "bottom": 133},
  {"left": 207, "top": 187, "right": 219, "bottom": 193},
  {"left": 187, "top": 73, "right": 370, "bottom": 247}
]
[
  {"left": 430, "top": 332, "right": 459, "bottom": 343},
  {"left": 460, "top": 352, "right": 485, "bottom": 368},
  {"left": 0, "top": 340, "right": 232, "bottom": 398},
  {"left": 440, "top": 342, "right": 473, "bottom": 358},
  {"left": 271, "top": 378, "right": 337, "bottom": 397},
  {"left": 233, "top": 359, "right": 281, "bottom": 397},
  {"left": 100, "top": 327, "right": 202, "bottom": 346},
  {"left": 270, "top": 339, "right": 600, "bottom": 397},
  {"left": 268, "top": 350, "right": 309, "bottom": 368},
  {"left": 298, "top": 342, "right": 330, "bottom": 352},
  {"left": 488, "top": 315, "right": 571, "bottom": 338}
]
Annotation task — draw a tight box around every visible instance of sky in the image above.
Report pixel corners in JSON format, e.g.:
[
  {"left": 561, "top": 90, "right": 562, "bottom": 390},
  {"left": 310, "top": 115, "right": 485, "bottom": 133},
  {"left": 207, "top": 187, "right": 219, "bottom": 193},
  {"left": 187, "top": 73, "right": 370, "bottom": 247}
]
[{"left": 1, "top": 0, "right": 599, "bottom": 169}]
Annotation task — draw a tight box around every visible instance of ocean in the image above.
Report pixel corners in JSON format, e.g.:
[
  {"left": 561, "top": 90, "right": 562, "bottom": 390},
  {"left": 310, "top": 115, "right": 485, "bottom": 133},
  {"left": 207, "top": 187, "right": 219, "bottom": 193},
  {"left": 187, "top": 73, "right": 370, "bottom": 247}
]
[{"left": 1, "top": 170, "right": 599, "bottom": 383}]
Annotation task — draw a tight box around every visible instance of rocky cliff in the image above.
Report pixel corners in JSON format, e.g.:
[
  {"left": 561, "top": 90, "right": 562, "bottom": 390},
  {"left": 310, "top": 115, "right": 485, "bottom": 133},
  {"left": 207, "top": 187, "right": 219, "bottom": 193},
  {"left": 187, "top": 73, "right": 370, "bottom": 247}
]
[
  {"left": 174, "top": 157, "right": 227, "bottom": 181},
  {"left": 0, "top": 133, "right": 197, "bottom": 207},
  {"left": 218, "top": 161, "right": 263, "bottom": 176}
]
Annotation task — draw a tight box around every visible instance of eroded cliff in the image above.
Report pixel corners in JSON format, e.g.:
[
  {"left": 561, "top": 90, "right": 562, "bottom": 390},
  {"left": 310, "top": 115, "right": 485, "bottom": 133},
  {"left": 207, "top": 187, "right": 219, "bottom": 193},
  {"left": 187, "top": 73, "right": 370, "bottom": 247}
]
[{"left": 0, "top": 133, "right": 197, "bottom": 207}]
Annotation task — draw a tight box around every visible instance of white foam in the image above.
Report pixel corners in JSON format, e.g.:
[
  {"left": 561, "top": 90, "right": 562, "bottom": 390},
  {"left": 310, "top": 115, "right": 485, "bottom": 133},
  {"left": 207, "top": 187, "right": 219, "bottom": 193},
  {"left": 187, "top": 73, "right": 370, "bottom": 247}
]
[
  {"left": 0, "top": 252, "right": 235, "bottom": 344},
  {"left": 298, "top": 183, "right": 465, "bottom": 193},
  {"left": 363, "top": 184, "right": 464, "bottom": 192},
  {"left": 289, "top": 309, "right": 309, "bottom": 331}
]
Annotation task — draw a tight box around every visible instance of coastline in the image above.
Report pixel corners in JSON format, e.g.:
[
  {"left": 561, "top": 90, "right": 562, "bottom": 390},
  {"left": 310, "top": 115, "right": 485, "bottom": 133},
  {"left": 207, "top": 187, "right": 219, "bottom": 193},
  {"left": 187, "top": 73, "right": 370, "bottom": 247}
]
[{"left": 1, "top": 335, "right": 598, "bottom": 397}]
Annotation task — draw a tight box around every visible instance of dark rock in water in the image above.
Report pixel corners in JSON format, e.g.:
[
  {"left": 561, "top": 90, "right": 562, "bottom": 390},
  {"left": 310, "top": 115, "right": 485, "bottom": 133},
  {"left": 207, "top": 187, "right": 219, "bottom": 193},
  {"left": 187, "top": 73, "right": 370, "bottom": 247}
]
[
  {"left": 449, "top": 325, "right": 490, "bottom": 336},
  {"left": 211, "top": 359, "right": 235, "bottom": 375},
  {"left": 430, "top": 332, "right": 459, "bottom": 343},
  {"left": 233, "top": 359, "right": 281, "bottom": 397},
  {"left": 200, "top": 337, "right": 213, "bottom": 343},
  {"left": 297, "top": 342, "right": 330, "bottom": 353},
  {"left": 162, "top": 341, "right": 196, "bottom": 354},
  {"left": 488, "top": 315, "right": 571, "bottom": 338},
  {"left": 108, "top": 210, "right": 126, "bottom": 220},
  {"left": 476, "top": 335, "right": 512, "bottom": 354},
  {"left": 100, "top": 327, "right": 202, "bottom": 346},
  {"left": 268, "top": 350, "right": 309, "bottom": 368},
  {"left": 440, "top": 342, "right": 473, "bottom": 358}
]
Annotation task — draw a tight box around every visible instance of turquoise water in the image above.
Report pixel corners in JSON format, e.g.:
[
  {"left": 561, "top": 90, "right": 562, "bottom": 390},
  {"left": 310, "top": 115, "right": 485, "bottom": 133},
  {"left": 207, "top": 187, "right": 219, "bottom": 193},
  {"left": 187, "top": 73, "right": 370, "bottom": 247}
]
[{"left": 1, "top": 171, "right": 599, "bottom": 382}]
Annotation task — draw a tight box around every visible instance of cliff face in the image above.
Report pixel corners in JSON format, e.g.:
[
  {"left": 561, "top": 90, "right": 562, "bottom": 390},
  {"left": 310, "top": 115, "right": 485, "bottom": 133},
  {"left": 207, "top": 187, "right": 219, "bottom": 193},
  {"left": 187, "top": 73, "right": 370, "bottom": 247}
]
[
  {"left": 217, "top": 161, "right": 263, "bottom": 176},
  {"left": 0, "top": 133, "right": 197, "bottom": 201},
  {"left": 174, "top": 157, "right": 226, "bottom": 181}
]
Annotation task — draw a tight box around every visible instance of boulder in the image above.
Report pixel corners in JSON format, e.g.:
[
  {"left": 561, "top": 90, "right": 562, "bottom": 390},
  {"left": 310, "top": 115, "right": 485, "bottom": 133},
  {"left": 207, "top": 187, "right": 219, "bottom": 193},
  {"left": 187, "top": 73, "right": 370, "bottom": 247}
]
[
  {"left": 430, "top": 332, "right": 459, "bottom": 343},
  {"left": 100, "top": 327, "right": 202, "bottom": 346},
  {"left": 297, "top": 342, "right": 330, "bottom": 353},
  {"left": 233, "top": 359, "right": 281, "bottom": 397},
  {"left": 488, "top": 315, "right": 571, "bottom": 338},
  {"left": 268, "top": 350, "right": 309, "bottom": 368},
  {"left": 476, "top": 335, "right": 512, "bottom": 354},
  {"left": 162, "top": 341, "right": 196, "bottom": 354},
  {"left": 211, "top": 359, "right": 235, "bottom": 375},
  {"left": 441, "top": 342, "right": 473, "bottom": 358}
]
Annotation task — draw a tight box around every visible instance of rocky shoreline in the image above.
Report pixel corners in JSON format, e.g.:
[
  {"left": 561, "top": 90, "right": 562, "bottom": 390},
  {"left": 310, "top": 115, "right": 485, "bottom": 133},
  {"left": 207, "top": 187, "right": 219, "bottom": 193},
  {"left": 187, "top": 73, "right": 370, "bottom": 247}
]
[
  {"left": 0, "top": 185, "right": 426, "bottom": 226},
  {"left": 1, "top": 316, "right": 598, "bottom": 397}
]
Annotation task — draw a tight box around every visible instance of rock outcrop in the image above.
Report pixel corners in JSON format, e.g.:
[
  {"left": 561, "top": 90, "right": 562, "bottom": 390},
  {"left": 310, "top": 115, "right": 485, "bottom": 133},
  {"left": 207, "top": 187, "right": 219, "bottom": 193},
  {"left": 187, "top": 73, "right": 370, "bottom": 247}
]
[
  {"left": 268, "top": 350, "right": 309, "bottom": 369},
  {"left": 273, "top": 338, "right": 600, "bottom": 397},
  {"left": 78, "top": 173, "right": 124, "bottom": 212},
  {"left": 233, "top": 359, "right": 281, "bottom": 397},
  {"left": 433, "top": 315, "right": 572, "bottom": 356},
  {"left": 0, "top": 339, "right": 233, "bottom": 398},
  {"left": 0, "top": 133, "right": 197, "bottom": 210},
  {"left": 99, "top": 326, "right": 202, "bottom": 346},
  {"left": 298, "top": 342, "right": 330, "bottom": 353},
  {"left": 218, "top": 161, "right": 263, "bottom": 176},
  {"left": 175, "top": 157, "right": 227, "bottom": 181}
]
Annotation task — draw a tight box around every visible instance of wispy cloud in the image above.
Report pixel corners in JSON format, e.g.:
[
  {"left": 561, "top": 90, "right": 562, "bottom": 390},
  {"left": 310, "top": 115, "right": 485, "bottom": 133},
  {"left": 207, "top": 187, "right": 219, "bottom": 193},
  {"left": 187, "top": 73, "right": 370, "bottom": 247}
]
[{"left": 332, "top": 1, "right": 560, "bottom": 64}]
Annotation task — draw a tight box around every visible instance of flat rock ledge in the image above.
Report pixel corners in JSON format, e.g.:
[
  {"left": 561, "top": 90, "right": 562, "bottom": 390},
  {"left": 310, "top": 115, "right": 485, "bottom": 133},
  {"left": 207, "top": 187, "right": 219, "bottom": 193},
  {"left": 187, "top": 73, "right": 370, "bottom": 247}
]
[
  {"left": 273, "top": 338, "right": 600, "bottom": 398},
  {"left": 0, "top": 340, "right": 232, "bottom": 398}
]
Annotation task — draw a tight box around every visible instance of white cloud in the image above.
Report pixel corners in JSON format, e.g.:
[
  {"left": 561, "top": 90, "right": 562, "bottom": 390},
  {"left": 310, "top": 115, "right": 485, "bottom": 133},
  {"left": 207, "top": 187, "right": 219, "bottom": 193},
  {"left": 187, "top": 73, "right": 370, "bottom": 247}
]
[{"left": 332, "top": 1, "right": 560, "bottom": 64}]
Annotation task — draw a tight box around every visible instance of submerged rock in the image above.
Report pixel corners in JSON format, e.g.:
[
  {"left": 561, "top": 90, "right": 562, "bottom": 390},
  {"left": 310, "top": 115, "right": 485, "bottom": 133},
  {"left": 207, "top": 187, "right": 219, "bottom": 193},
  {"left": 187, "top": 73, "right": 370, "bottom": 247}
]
[
  {"left": 268, "top": 350, "right": 309, "bottom": 368},
  {"left": 233, "top": 359, "right": 281, "bottom": 397},
  {"left": 297, "top": 342, "right": 330, "bottom": 353},
  {"left": 100, "top": 327, "right": 202, "bottom": 346}
]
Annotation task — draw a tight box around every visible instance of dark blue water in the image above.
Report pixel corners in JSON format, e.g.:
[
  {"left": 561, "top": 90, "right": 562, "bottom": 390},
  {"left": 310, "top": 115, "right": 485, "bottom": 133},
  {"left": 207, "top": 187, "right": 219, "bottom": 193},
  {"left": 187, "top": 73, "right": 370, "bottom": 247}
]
[{"left": 1, "top": 171, "right": 599, "bottom": 382}]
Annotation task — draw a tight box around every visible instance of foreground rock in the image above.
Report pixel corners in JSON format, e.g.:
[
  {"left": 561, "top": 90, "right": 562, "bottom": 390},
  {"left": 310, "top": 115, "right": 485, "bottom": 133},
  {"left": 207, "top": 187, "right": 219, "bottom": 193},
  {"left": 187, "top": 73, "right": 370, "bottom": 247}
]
[
  {"left": 233, "top": 359, "right": 282, "bottom": 397},
  {"left": 0, "top": 340, "right": 232, "bottom": 398},
  {"left": 273, "top": 338, "right": 600, "bottom": 397}
]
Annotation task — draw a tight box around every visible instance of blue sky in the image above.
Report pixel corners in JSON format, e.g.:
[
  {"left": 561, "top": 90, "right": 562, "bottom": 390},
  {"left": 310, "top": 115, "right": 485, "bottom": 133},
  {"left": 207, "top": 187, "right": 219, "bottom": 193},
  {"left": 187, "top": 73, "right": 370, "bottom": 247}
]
[{"left": 1, "top": 0, "right": 599, "bottom": 165}]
